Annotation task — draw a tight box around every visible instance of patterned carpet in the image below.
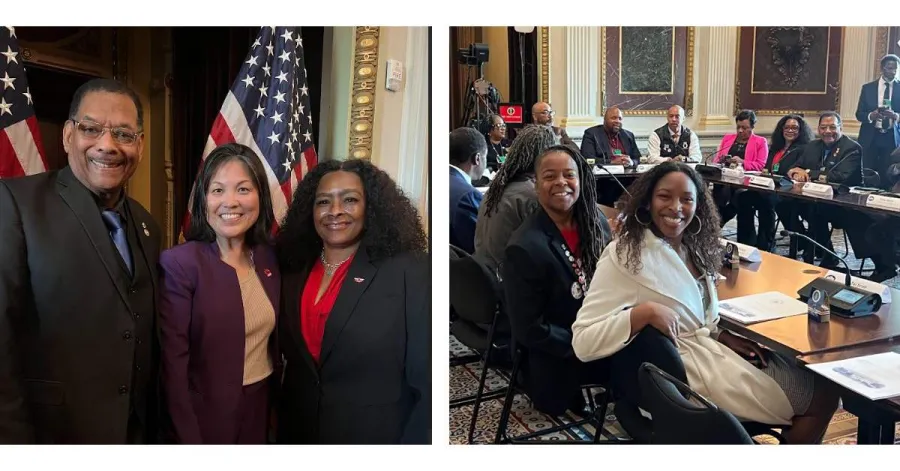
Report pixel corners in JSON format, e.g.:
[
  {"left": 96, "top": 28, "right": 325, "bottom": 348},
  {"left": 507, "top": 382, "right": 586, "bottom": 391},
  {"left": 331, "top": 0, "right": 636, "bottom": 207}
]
[{"left": 449, "top": 220, "right": 900, "bottom": 444}]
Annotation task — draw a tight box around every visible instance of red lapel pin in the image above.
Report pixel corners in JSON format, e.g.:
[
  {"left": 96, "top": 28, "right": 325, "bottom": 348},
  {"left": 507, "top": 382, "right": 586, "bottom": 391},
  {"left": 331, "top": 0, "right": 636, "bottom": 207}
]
[
  {"left": 264, "top": 269, "right": 272, "bottom": 278},
  {"left": 354, "top": 277, "right": 364, "bottom": 283}
]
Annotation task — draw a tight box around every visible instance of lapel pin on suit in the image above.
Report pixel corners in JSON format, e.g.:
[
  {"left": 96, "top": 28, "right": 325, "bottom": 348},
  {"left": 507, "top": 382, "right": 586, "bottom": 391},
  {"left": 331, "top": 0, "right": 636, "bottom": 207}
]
[
  {"left": 264, "top": 268, "right": 272, "bottom": 278},
  {"left": 141, "top": 222, "right": 150, "bottom": 237},
  {"left": 354, "top": 277, "right": 364, "bottom": 283}
]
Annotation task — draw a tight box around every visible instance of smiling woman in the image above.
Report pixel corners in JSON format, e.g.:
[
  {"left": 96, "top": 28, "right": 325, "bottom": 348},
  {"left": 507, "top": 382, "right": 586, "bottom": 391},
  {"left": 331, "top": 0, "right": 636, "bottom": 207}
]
[
  {"left": 274, "top": 158, "right": 430, "bottom": 444},
  {"left": 158, "top": 143, "right": 281, "bottom": 444}
]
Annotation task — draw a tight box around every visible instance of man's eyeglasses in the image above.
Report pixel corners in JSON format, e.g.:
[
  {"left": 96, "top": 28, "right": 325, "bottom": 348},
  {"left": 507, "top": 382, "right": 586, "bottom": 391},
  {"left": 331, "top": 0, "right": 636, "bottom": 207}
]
[
  {"left": 492, "top": 123, "right": 507, "bottom": 129},
  {"left": 70, "top": 119, "right": 141, "bottom": 146},
  {"left": 536, "top": 110, "right": 555, "bottom": 116}
]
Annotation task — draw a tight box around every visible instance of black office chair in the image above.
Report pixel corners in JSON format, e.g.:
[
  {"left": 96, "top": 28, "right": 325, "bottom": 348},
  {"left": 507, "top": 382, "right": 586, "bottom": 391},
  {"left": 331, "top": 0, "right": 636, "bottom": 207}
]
[
  {"left": 863, "top": 168, "right": 881, "bottom": 189},
  {"left": 448, "top": 245, "right": 512, "bottom": 443},
  {"left": 638, "top": 363, "right": 787, "bottom": 444},
  {"left": 638, "top": 363, "right": 755, "bottom": 444}
]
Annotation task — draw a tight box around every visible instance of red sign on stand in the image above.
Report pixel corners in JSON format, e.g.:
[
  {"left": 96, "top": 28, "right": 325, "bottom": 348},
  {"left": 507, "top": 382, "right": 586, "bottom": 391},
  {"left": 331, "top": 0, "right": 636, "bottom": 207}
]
[{"left": 499, "top": 104, "right": 524, "bottom": 124}]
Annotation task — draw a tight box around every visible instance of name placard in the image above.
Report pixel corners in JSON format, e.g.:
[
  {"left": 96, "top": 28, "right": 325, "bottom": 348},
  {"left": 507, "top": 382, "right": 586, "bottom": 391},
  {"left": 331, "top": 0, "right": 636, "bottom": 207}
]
[
  {"left": 748, "top": 175, "right": 775, "bottom": 190},
  {"left": 865, "top": 194, "right": 900, "bottom": 212},
  {"left": 636, "top": 164, "right": 657, "bottom": 173},
  {"left": 718, "top": 238, "right": 762, "bottom": 263},
  {"left": 722, "top": 167, "right": 744, "bottom": 179},
  {"left": 599, "top": 165, "right": 625, "bottom": 174},
  {"left": 801, "top": 182, "right": 833, "bottom": 198}
]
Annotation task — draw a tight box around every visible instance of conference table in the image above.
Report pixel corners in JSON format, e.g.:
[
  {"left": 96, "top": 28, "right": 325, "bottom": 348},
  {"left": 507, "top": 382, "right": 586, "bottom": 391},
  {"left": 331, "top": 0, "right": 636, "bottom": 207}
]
[{"left": 716, "top": 251, "right": 900, "bottom": 444}]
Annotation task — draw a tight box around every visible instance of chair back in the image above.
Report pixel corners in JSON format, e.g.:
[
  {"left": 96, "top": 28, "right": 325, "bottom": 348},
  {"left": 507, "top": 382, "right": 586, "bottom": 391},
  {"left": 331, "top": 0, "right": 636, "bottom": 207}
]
[
  {"left": 449, "top": 245, "right": 500, "bottom": 327},
  {"left": 863, "top": 168, "right": 881, "bottom": 188},
  {"left": 638, "top": 363, "right": 754, "bottom": 444}
]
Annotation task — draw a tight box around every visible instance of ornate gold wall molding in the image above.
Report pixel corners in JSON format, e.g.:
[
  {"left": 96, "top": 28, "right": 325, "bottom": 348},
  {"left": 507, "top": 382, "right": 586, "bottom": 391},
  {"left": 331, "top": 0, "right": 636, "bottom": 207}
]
[
  {"left": 875, "top": 27, "right": 890, "bottom": 76},
  {"left": 540, "top": 26, "right": 549, "bottom": 104},
  {"left": 349, "top": 27, "right": 380, "bottom": 160}
]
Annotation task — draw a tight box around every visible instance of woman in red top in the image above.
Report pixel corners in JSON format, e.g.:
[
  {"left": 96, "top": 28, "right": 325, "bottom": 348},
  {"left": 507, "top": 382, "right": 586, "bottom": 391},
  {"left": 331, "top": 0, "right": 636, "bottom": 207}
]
[
  {"left": 734, "top": 114, "right": 813, "bottom": 251},
  {"left": 274, "top": 159, "right": 429, "bottom": 444},
  {"left": 500, "top": 145, "right": 613, "bottom": 417}
]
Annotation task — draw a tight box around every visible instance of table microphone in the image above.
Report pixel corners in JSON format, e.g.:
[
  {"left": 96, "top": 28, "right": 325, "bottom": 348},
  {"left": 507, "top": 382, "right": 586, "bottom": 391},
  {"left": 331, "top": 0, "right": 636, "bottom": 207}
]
[
  {"left": 595, "top": 162, "right": 633, "bottom": 198},
  {"left": 779, "top": 230, "right": 881, "bottom": 318},
  {"left": 779, "top": 230, "right": 851, "bottom": 286}
]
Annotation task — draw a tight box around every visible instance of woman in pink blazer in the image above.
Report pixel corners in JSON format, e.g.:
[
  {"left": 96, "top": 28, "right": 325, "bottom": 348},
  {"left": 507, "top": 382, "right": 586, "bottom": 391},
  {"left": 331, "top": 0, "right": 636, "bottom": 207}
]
[
  {"left": 713, "top": 110, "right": 769, "bottom": 171},
  {"left": 713, "top": 110, "right": 769, "bottom": 224}
]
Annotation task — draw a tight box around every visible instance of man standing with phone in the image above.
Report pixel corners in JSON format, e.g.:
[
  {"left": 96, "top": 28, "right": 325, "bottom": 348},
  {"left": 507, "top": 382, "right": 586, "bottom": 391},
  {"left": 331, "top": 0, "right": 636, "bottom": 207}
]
[{"left": 856, "top": 54, "right": 900, "bottom": 188}]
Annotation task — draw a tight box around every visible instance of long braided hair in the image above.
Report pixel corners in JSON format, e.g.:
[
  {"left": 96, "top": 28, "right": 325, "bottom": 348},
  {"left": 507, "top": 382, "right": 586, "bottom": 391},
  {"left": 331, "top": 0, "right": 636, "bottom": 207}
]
[
  {"left": 482, "top": 124, "right": 558, "bottom": 217},
  {"left": 534, "top": 145, "right": 609, "bottom": 283}
]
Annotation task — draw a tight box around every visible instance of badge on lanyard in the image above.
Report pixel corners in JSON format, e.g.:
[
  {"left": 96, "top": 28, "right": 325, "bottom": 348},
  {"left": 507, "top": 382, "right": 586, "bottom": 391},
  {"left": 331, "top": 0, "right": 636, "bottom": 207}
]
[
  {"left": 613, "top": 149, "right": 623, "bottom": 155},
  {"left": 571, "top": 281, "right": 583, "bottom": 299}
]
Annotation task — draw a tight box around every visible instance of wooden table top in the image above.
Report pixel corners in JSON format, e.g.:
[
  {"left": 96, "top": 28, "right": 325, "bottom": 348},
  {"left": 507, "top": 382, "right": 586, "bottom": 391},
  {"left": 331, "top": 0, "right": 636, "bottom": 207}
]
[{"left": 717, "top": 251, "right": 900, "bottom": 358}]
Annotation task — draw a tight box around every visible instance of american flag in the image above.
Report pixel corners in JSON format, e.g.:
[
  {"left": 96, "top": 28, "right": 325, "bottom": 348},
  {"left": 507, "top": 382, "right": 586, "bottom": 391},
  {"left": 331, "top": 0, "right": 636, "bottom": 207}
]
[
  {"left": 182, "top": 26, "right": 317, "bottom": 235},
  {"left": 0, "top": 26, "right": 47, "bottom": 179}
]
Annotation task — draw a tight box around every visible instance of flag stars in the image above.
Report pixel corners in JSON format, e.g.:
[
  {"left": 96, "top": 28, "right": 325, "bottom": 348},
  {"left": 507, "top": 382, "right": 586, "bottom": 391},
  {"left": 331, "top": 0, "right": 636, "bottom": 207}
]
[
  {"left": 0, "top": 97, "right": 11, "bottom": 116},
  {"left": 6, "top": 27, "right": 15, "bottom": 39},
  {"left": 1, "top": 46, "right": 18, "bottom": 65},
  {"left": 280, "top": 30, "right": 294, "bottom": 43},
  {"left": 270, "top": 111, "right": 284, "bottom": 124},
  {"left": 23, "top": 87, "right": 32, "bottom": 105},
  {"left": 262, "top": 63, "right": 271, "bottom": 77},
  {"left": 299, "top": 84, "right": 308, "bottom": 96},
  {"left": 252, "top": 38, "right": 261, "bottom": 48},
  {"left": 0, "top": 72, "right": 15, "bottom": 90},
  {"left": 254, "top": 104, "right": 266, "bottom": 118},
  {"left": 241, "top": 74, "right": 254, "bottom": 88},
  {"left": 266, "top": 43, "right": 275, "bottom": 56},
  {"left": 278, "top": 50, "right": 291, "bottom": 64},
  {"left": 275, "top": 70, "right": 288, "bottom": 84},
  {"left": 258, "top": 85, "right": 268, "bottom": 97},
  {"left": 273, "top": 91, "right": 286, "bottom": 104},
  {"left": 267, "top": 131, "right": 281, "bottom": 145},
  {"left": 245, "top": 55, "right": 259, "bottom": 68},
  {"left": 303, "top": 131, "right": 312, "bottom": 142}
]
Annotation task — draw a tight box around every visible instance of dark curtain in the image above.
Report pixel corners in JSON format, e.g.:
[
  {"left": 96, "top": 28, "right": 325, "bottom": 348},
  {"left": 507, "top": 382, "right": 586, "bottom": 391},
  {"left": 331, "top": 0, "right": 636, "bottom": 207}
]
[
  {"left": 507, "top": 27, "right": 539, "bottom": 139},
  {"left": 171, "top": 26, "right": 324, "bottom": 243},
  {"left": 450, "top": 27, "right": 481, "bottom": 130},
  {"left": 890, "top": 27, "right": 900, "bottom": 58}
]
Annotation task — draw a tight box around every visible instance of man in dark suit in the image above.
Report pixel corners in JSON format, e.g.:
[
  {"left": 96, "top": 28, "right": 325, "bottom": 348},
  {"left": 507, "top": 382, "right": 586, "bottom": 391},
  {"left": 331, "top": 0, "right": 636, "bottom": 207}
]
[
  {"left": 531, "top": 101, "right": 575, "bottom": 146},
  {"left": 449, "top": 126, "right": 487, "bottom": 254},
  {"left": 0, "top": 79, "right": 161, "bottom": 443},
  {"left": 580, "top": 106, "right": 642, "bottom": 167},
  {"left": 855, "top": 54, "right": 900, "bottom": 188}
]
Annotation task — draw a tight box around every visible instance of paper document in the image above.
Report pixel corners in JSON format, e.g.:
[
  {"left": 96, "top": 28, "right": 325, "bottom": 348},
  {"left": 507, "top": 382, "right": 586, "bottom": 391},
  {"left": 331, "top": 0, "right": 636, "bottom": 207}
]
[
  {"left": 807, "top": 352, "right": 900, "bottom": 401},
  {"left": 719, "top": 291, "right": 808, "bottom": 325}
]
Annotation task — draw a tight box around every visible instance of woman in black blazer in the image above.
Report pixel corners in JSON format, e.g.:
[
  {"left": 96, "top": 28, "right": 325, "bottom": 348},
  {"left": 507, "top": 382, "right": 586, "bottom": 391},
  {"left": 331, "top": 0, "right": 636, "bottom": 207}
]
[
  {"left": 274, "top": 159, "right": 430, "bottom": 444},
  {"left": 501, "top": 145, "right": 613, "bottom": 417},
  {"left": 735, "top": 114, "right": 813, "bottom": 251}
]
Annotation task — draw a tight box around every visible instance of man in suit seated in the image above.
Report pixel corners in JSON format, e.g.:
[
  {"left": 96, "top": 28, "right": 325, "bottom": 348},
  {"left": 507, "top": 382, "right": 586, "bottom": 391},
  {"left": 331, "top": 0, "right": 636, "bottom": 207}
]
[
  {"left": 0, "top": 78, "right": 161, "bottom": 443},
  {"left": 449, "top": 126, "right": 488, "bottom": 254},
  {"left": 580, "top": 106, "right": 642, "bottom": 167},
  {"left": 855, "top": 54, "right": 900, "bottom": 189},
  {"left": 781, "top": 112, "right": 895, "bottom": 279},
  {"left": 646, "top": 105, "right": 702, "bottom": 163},
  {"left": 531, "top": 102, "right": 575, "bottom": 147}
]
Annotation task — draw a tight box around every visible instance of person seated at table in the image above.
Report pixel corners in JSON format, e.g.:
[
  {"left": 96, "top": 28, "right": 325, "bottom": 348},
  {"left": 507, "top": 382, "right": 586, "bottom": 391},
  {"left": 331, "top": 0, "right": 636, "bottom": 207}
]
[
  {"left": 580, "top": 106, "right": 642, "bottom": 167},
  {"left": 572, "top": 162, "right": 840, "bottom": 444},
  {"left": 734, "top": 114, "right": 813, "bottom": 251},
  {"left": 481, "top": 113, "right": 509, "bottom": 173},
  {"left": 712, "top": 110, "right": 769, "bottom": 225},
  {"left": 782, "top": 112, "right": 864, "bottom": 269},
  {"left": 450, "top": 126, "right": 488, "bottom": 254},
  {"left": 646, "top": 105, "right": 702, "bottom": 164},
  {"left": 474, "top": 124, "right": 558, "bottom": 277},
  {"left": 501, "top": 145, "right": 613, "bottom": 418}
]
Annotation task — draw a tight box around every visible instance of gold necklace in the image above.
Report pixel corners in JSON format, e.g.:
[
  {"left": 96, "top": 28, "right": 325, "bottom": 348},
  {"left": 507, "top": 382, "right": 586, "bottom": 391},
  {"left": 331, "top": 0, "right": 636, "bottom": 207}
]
[{"left": 320, "top": 250, "right": 352, "bottom": 276}]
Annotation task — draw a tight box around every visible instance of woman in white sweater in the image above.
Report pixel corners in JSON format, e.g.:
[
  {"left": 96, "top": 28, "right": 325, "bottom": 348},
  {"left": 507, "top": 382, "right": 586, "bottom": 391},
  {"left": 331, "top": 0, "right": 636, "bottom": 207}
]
[{"left": 571, "top": 162, "right": 839, "bottom": 444}]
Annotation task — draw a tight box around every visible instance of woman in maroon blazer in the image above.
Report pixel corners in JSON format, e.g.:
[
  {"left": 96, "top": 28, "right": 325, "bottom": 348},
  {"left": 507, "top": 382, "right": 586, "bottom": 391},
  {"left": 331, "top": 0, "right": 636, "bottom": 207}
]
[
  {"left": 275, "top": 159, "right": 430, "bottom": 444},
  {"left": 158, "top": 143, "right": 280, "bottom": 444}
]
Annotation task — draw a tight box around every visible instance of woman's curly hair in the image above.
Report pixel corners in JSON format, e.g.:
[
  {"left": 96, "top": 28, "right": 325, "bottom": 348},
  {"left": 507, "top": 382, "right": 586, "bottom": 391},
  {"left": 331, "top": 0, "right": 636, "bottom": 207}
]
[
  {"left": 276, "top": 158, "right": 428, "bottom": 271},
  {"left": 616, "top": 162, "right": 722, "bottom": 275}
]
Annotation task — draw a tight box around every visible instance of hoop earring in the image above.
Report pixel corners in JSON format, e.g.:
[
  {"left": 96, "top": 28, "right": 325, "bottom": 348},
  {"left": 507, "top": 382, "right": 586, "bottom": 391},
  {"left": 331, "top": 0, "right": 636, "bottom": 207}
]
[
  {"left": 634, "top": 207, "right": 652, "bottom": 226},
  {"left": 687, "top": 217, "right": 702, "bottom": 236}
]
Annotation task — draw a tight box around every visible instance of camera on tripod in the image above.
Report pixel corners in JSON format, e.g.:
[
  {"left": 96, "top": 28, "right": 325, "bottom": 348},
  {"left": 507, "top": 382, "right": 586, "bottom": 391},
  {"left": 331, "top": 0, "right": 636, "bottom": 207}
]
[{"left": 457, "top": 43, "right": 490, "bottom": 66}]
